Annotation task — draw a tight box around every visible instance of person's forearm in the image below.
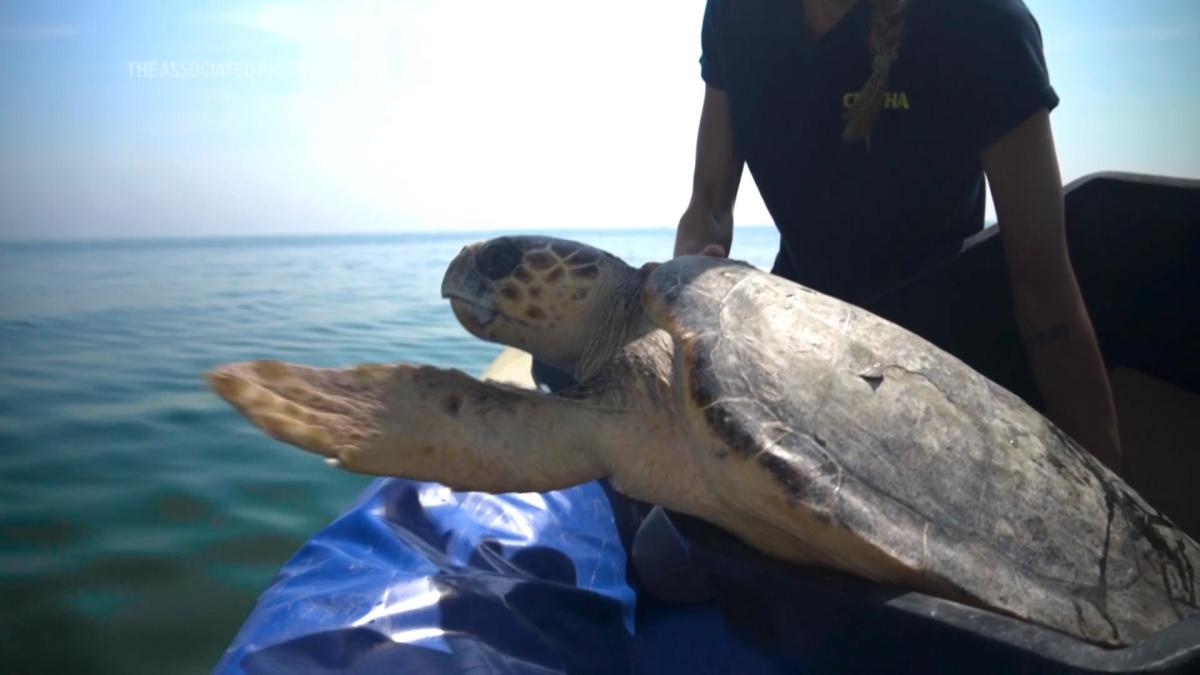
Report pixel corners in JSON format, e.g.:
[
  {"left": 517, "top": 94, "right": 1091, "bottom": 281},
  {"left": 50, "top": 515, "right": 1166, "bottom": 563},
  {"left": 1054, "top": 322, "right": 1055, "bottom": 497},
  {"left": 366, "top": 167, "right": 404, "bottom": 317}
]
[
  {"left": 676, "top": 85, "right": 742, "bottom": 258},
  {"left": 675, "top": 200, "right": 733, "bottom": 257},
  {"left": 982, "top": 110, "right": 1121, "bottom": 471},
  {"left": 1012, "top": 276, "right": 1122, "bottom": 471}
]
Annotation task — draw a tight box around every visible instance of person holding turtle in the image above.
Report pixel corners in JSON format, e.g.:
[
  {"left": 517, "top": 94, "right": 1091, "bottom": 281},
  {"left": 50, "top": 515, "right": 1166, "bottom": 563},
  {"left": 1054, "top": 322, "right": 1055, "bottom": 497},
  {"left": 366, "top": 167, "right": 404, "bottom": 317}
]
[{"left": 675, "top": 0, "right": 1122, "bottom": 470}]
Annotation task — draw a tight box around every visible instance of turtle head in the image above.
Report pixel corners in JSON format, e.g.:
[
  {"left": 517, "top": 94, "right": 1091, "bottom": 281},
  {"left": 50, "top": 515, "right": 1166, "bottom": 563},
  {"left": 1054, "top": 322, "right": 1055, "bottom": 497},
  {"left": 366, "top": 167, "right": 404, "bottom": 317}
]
[{"left": 441, "top": 236, "right": 651, "bottom": 379}]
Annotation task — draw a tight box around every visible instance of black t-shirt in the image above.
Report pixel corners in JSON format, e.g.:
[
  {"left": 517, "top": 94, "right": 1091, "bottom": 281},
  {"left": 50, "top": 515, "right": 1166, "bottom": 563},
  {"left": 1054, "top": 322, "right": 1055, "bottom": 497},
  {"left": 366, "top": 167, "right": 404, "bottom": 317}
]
[{"left": 701, "top": 0, "right": 1059, "bottom": 305}]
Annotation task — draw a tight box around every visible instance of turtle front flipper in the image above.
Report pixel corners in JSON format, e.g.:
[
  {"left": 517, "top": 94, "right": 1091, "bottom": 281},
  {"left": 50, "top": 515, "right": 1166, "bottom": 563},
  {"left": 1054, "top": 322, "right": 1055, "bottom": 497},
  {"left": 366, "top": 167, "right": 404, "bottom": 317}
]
[{"left": 207, "top": 359, "right": 616, "bottom": 492}]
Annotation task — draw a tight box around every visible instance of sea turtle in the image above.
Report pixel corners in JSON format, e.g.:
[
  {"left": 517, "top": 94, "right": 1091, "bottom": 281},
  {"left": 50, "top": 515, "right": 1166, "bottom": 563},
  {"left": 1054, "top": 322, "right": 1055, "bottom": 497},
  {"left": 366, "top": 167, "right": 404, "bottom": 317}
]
[{"left": 208, "top": 235, "right": 1199, "bottom": 647}]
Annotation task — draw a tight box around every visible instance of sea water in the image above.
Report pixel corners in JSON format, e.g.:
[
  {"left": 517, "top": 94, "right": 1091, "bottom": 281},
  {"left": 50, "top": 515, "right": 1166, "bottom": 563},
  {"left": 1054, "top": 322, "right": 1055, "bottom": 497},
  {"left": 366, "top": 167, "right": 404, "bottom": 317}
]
[{"left": 0, "top": 228, "right": 779, "bottom": 674}]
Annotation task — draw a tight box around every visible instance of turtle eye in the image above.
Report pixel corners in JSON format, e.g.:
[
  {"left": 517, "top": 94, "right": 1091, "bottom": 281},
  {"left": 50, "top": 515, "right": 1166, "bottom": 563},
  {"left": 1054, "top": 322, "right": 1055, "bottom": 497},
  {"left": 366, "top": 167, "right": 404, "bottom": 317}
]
[{"left": 475, "top": 239, "right": 523, "bottom": 281}]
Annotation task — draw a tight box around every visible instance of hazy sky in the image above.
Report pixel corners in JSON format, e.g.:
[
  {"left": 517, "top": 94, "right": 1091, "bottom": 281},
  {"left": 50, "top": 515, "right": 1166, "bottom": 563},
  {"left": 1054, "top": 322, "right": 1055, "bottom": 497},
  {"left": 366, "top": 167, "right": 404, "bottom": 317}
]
[{"left": 1, "top": 0, "right": 1197, "bottom": 240}]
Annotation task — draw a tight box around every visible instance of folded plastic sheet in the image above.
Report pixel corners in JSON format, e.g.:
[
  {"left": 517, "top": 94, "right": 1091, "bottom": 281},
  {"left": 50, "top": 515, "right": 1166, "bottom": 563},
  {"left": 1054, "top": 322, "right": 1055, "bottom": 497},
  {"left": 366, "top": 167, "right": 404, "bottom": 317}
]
[{"left": 215, "top": 478, "right": 641, "bottom": 674}]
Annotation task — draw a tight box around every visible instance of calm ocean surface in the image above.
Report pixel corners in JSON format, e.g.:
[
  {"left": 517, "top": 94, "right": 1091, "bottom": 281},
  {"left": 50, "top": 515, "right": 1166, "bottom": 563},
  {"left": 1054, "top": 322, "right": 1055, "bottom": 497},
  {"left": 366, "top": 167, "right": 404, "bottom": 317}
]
[{"left": 0, "top": 228, "right": 779, "bottom": 674}]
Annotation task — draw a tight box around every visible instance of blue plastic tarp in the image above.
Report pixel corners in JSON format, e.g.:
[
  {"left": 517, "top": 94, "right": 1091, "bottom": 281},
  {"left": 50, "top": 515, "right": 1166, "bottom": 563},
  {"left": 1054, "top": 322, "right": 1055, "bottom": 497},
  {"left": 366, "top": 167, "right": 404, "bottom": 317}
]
[
  {"left": 215, "top": 478, "right": 656, "bottom": 674},
  {"left": 215, "top": 477, "right": 870, "bottom": 674}
]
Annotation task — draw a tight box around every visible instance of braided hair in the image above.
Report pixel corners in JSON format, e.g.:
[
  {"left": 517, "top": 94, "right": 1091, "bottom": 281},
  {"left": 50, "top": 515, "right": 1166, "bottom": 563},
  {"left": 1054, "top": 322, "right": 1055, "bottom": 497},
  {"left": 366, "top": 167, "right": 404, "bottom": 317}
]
[{"left": 842, "top": 0, "right": 913, "bottom": 144}]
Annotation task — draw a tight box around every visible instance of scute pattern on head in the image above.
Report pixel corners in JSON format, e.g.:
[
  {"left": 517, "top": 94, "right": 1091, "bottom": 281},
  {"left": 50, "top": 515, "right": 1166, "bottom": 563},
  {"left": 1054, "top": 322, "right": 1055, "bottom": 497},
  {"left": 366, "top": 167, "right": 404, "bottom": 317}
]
[
  {"left": 487, "top": 239, "right": 614, "bottom": 331},
  {"left": 441, "top": 236, "right": 645, "bottom": 378},
  {"left": 525, "top": 252, "right": 556, "bottom": 270}
]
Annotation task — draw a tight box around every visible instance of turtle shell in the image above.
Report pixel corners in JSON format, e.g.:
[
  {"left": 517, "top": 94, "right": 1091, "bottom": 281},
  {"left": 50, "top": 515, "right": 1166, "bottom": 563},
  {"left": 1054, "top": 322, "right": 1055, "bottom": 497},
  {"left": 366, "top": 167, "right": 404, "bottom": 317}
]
[{"left": 642, "top": 256, "right": 1199, "bottom": 646}]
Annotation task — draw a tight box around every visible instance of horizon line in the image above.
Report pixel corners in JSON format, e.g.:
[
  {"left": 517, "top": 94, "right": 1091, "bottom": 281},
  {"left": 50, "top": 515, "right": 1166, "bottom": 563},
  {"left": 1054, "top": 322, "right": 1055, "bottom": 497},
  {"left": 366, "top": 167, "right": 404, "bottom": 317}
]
[{"left": 0, "top": 223, "right": 777, "bottom": 247}]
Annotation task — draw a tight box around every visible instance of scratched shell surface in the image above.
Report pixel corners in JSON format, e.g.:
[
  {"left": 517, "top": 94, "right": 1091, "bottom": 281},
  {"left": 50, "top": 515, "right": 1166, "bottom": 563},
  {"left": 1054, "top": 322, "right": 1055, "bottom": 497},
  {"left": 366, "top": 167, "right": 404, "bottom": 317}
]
[{"left": 644, "top": 257, "right": 1199, "bottom": 646}]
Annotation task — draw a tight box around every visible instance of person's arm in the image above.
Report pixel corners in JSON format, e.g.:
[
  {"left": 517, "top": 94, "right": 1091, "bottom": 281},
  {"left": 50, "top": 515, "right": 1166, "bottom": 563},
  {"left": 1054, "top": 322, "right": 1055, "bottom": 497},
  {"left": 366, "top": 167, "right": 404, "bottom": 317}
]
[
  {"left": 982, "top": 109, "right": 1122, "bottom": 471},
  {"left": 675, "top": 85, "right": 744, "bottom": 258}
]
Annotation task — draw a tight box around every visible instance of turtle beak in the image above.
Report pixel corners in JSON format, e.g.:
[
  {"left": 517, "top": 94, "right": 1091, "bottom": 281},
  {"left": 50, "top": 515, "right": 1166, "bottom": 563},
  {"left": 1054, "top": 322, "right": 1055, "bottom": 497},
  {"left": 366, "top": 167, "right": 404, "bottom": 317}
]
[
  {"left": 442, "top": 242, "right": 500, "bottom": 335},
  {"left": 448, "top": 297, "right": 498, "bottom": 334},
  {"left": 441, "top": 242, "right": 484, "bottom": 300}
]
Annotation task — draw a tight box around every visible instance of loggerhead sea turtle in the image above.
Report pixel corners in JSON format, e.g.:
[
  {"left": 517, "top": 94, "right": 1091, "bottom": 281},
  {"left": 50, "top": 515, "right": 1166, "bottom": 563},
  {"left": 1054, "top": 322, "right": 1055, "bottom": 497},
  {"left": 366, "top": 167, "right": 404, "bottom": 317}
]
[{"left": 208, "top": 235, "right": 1198, "bottom": 647}]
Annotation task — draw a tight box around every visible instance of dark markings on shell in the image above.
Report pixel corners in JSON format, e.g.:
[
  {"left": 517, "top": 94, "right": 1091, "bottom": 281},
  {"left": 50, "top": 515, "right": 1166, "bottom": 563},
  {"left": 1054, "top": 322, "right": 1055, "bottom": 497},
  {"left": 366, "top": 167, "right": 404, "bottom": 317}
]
[
  {"left": 513, "top": 267, "right": 533, "bottom": 283},
  {"left": 528, "top": 286, "right": 543, "bottom": 299},
  {"left": 525, "top": 305, "right": 547, "bottom": 320},
  {"left": 860, "top": 374, "right": 884, "bottom": 392},
  {"left": 1046, "top": 451, "right": 1069, "bottom": 479},
  {"left": 757, "top": 452, "right": 808, "bottom": 502},
  {"left": 1081, "top": 492, "right": 1121, "bottom": 640},
  {"left": 1054, "top": 422, "right": 1199, "bottom": 635},
  {"left": 1100, "top": 493, "right": 1115, "bottom": 598},
  {"left": 545, "top": 267, "right": 565, "bottom": 283},
  {"left": 1129, "top": 501, "right": 1199, "bottom": 610},
  {"left": 500, "top": 285, "right": 521, "bottom": 301},
  {"left": 1105, "top": 474, "right": 1193, "bottom": 606},
  {"left": 703, "top": 404, "right": 758, "bottom": 459},
  {"left": 526, "top": 252, "right": 556, "bottom": 270},
  {"left": 444, "top": 393, "right": 462, "bottom": 417},
  {"left": 1179, "top": 539, "right": 1198, "bottom": 606},
  {"left": 571, "top": 264, "right": 599, "bottom": 279},
  {"left": 683, "top": 341, "right": 716, "bottom": 408}
]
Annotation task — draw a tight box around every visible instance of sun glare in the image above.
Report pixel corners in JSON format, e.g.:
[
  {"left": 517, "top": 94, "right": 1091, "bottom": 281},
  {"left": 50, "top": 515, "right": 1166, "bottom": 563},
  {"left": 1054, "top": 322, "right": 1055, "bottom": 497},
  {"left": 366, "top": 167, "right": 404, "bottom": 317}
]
[{"left": 249, "top": 1, "right": 735, "bottom": 231}]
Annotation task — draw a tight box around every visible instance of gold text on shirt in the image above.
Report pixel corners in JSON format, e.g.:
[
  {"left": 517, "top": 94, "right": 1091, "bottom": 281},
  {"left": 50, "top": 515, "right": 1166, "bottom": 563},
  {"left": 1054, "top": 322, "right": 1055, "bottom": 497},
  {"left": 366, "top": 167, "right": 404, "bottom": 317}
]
[{"left": 842, "top": 91, "right": 911, "bottom": 110}]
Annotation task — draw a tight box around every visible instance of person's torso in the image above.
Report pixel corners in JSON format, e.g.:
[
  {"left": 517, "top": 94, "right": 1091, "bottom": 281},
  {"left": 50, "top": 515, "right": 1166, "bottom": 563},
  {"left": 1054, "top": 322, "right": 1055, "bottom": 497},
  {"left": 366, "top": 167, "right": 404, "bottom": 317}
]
[{"left": 709, "top": 0, "right": 989, "bottom": 302}]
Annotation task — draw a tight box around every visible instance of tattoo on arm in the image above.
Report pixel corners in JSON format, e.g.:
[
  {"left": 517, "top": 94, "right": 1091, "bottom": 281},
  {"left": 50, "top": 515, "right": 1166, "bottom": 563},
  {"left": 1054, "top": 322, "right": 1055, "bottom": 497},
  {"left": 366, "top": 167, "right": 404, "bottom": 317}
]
[{"left": 1025, "top": 323, "right": 1070, "bottom": 348}]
